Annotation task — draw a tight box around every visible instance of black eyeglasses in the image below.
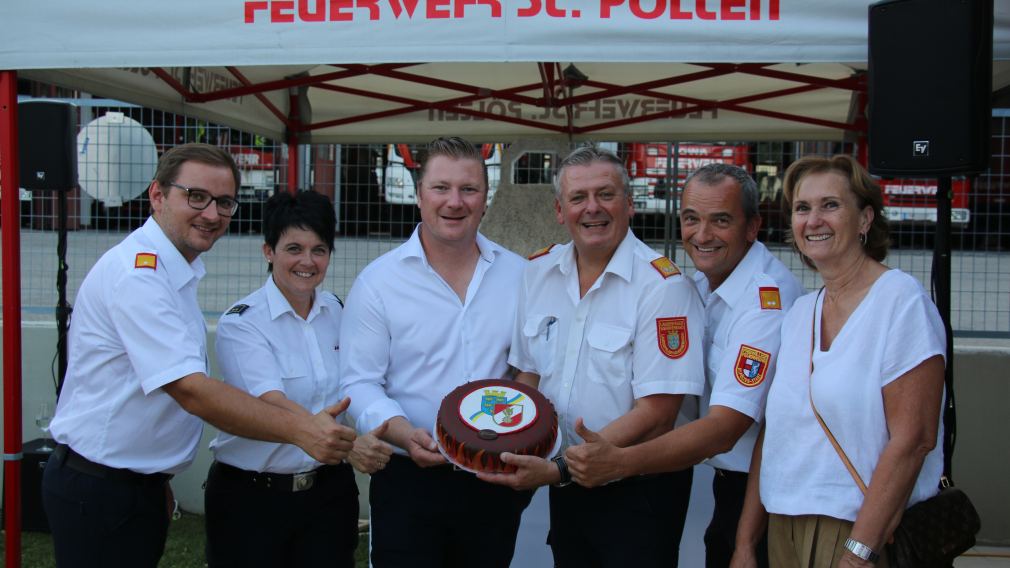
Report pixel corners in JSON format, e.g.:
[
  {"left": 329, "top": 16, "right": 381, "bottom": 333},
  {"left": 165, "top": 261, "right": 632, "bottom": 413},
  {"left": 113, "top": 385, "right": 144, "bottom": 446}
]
[{"left": 168, "top": 183, "right": 240, "bottom": 217}]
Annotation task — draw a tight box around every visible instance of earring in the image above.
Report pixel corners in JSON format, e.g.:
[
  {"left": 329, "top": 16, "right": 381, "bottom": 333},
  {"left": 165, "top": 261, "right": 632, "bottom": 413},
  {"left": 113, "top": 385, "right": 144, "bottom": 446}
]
[{"left": 859, "top": 232, "right": 867, "bottom": 246}]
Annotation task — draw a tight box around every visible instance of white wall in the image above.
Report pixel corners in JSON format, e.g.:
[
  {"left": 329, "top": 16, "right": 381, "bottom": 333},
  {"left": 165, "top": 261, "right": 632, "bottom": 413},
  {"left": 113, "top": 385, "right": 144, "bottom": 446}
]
[{"left": 3, "top": 324, "right": 1008, "bottom": 545}]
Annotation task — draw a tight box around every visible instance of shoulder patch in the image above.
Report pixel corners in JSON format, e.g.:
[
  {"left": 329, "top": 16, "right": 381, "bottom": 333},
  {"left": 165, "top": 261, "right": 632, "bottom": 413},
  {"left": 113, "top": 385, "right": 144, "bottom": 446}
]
[
  {"left": 759, "top": 287, "right": 782, "bottom": 310},
  {"left": 225, "top": 304, "right": 250, "bottom": 316},
  {"left": 656, "top": 317, "right": 689, "bottom": 359},
  {"left": 528, "top": 244, "right": 556, "bottom": 260},
  {"left": 134, "top": 252, "right": 158, "bottom": 270},
  {"left": 650, "top": 256, "right": 681, "bottom": 279},
  {"left": 330, "top": 292, "right": 344, "bottom": 308},
  {"left": 734, "top": 345, "right": 772, "bottom": 387}
]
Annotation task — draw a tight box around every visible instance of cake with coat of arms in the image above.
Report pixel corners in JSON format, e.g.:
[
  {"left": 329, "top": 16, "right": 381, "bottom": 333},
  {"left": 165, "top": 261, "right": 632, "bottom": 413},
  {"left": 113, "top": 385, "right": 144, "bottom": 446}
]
[{"left": 436, "top": 378, "right": 558, "bottom": 473}]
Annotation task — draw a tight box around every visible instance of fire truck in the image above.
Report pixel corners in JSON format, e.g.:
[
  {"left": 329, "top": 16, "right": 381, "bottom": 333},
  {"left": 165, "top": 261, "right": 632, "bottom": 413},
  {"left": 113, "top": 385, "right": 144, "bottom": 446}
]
[
  {"left": 879, "top": 178, "right": 971, "bottom": 226},
  {"left": 229, "top": 147, "right": 278, "bottom": 203},
  {"left": 622, "top": 143, "right": 751, "bottom": 214},
  {"left": 378, "top": 143, "right": 503, "bottom": 205}
]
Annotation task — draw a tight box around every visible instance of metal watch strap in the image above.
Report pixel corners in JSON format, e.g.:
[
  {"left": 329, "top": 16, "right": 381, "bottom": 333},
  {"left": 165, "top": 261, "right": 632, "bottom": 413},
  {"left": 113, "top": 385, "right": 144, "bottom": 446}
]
[
  {"left": 552, "top": 455, "right": 572, "bottom": 487},
  {"left": 843, "top": 537, "right": 879, "bottom": 563}
]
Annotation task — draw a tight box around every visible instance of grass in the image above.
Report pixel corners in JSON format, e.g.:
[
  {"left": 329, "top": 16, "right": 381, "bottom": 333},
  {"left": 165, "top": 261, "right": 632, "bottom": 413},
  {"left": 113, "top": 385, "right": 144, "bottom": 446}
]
[{"left": 1, "top": 513, "right": 371, "bottom": 567}]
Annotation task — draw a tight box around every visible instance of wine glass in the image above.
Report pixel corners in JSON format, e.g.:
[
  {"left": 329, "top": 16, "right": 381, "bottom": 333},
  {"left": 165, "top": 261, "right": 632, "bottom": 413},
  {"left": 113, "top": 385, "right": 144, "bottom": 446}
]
[{"left": 35, "top": 401, "right": 54, "bottom": 451}]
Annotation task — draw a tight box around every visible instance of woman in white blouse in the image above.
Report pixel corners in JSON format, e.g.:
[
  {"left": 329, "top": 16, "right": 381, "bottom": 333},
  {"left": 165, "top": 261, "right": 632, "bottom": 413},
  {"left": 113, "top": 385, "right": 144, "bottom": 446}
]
[
  {"left": 731, "top": 155, "right": 946, "bottom": 568},
  {"left": 205, "top": 190, "right": 392, "bottom": 567}
]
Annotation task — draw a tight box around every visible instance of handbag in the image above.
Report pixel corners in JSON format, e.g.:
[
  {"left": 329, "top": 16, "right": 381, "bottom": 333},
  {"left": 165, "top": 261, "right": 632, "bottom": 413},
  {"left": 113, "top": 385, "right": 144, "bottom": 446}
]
[{"left": 806, "top": 289, "right": 980, "bottom": 567}]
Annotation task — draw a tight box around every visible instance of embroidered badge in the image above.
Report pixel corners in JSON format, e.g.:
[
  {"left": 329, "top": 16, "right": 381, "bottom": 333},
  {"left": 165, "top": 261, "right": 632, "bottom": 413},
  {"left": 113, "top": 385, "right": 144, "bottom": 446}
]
[
  {"left": 528, "top": 244, "right": 556, "bottom": 260},
  {"left": 734, "top": 345, "right": 772, "bottom": 387},
  {"left": 759, "top": 287, "right": 781, "bottom": 310},
  {"left": 656, "top": 317, "right": 689, "bottom": 359},
  {"left": 134, "top": 252, "right": 157, "bottom": 270},
  {"left": 650, "top": 257, "right": 681, "bottom": 279},
  {"left": 225, "top": 304, "right": 250, "bottom": 316}
]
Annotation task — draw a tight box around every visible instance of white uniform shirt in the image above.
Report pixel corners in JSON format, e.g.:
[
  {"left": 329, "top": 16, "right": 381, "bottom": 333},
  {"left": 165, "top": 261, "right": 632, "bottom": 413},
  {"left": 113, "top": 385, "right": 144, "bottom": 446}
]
[
  {"left": 50, "top": 217, "right": 208, "bottom": 474},
  {"left": 211, "top": 276, "right": 343, "bottom": 473},
  {"left": 761, "top": 270, "right": 945, "bottom": 521},
  {"left": 509, "top": 230, "right": 706, "bottom": 449},
  {"left": 339, "top": 228, "right": 526, "bottom": 452},
  {"left": 693, "top": 241, "right": 804, "bottom": 472}
]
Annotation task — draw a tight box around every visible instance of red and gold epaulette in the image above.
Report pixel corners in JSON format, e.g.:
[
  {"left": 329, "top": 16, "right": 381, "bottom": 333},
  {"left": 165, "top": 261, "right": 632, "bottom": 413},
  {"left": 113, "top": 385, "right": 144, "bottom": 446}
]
[
  {"left": 650, "top": 256, "right": 680, "bottom": 279},
  {"left": 528, "top": 244, "right": 556, "bottom": 260},
  {"left": 134, "top": 252, "right": 158, "bottom": 270},
  {"left": 759, "top": 287, "right": 781, "bottom": 310}
]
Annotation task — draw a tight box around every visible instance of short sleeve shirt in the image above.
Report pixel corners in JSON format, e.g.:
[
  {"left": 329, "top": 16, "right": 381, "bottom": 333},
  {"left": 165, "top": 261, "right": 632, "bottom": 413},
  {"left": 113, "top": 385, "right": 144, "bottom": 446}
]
[
  {"left": 211, "top": 276, "right": 344, "bottom": 473},
  {"left": 49, "top": 217, "right": 208, "bottom": 474},
  {"left": 339, "top": 228, "right": 527, "bottom": 452},
  {"left": 509, "top": 230, "right": 706, "bottom": 449},
  {"left": 693, "top": 241, "right": 804, "bottom": 472},
  {"left": 761, "top": 270, "right": 946, "bottom": 521}
]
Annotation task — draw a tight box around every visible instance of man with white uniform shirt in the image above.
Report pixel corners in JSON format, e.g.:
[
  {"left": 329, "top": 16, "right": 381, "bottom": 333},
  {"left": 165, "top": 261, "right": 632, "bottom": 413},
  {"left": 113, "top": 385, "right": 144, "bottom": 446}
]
[
  {"left": 339, "top": 137, "right": 531, "bottom": 568},
  {"left": 480, "top": 146, "right": 706, "bottom": 567},
  {"left": 566, "top": 163, "right": 804, "bottom": 568},
  {"left": 43, "top": 144, "right": 355, "bottom": 568}
]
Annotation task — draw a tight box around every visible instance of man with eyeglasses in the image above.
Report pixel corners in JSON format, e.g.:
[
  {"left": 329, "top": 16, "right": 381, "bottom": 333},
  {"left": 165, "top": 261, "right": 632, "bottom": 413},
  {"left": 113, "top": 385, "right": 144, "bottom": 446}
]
[{"left": 43, "top": 143, "right": 356, "bottom": 568}]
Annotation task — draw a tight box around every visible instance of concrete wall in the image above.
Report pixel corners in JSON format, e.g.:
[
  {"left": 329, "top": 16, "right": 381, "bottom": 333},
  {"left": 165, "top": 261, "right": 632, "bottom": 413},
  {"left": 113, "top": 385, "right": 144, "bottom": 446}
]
[{"left": 3, "top": 324, "right": 1008, "bottom": 544}]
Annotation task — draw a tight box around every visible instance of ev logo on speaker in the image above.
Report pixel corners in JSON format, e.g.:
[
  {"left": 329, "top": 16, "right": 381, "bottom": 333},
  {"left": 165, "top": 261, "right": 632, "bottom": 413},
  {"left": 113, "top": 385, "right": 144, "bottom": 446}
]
[{"left": 913, "top": 141, "right": 930, "bottom": 157}]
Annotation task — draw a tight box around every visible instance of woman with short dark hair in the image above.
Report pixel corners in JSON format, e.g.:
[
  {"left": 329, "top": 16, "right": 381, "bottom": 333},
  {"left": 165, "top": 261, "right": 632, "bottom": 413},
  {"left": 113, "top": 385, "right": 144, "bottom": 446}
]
[{"left": 204, "top": 190, "right": 391, "bottom": 567}]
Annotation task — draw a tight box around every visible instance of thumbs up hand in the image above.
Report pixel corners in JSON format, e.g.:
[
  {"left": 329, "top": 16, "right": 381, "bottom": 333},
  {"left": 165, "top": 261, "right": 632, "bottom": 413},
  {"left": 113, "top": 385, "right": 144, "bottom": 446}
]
[
  {"left": 348, "top": 420, "right": 395, "bottom": 474},
  {"left": 564, "top": 418, "right": 626, "bottom": 488}
]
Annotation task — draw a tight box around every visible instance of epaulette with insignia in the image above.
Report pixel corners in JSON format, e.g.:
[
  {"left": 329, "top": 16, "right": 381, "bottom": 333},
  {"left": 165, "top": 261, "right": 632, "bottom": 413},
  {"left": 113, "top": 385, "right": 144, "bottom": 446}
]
[
  {"left": 759, "top": 287, "right": 781, "bottom": 310},
  {"left": 225, "top": 304, "right": 250, "bottom": 316},
  {"left": 650, "top": 256, "right": 681, "bottom": 279},
  {"left": 528, "top": 244, "right": 556, "bottom": 261},
  {"left": 134, "top": 252, "right": 158, "bottom": 270},
  {"left": 330, "top": 292, "right": 344, "bottom": 308}
]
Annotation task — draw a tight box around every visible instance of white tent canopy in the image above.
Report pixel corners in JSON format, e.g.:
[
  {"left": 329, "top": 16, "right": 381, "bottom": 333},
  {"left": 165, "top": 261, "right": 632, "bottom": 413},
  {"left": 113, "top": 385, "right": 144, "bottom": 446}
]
[{"left": 4, "top": 0, "right": 1008, "bottom": 142}]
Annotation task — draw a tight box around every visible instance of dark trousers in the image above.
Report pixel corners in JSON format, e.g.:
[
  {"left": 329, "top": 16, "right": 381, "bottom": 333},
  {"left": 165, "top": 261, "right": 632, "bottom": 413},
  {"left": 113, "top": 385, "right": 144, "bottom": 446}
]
[
  {"left": 369, "top": 455, "right": 533, "bottom": 568},
  {"left": 41, "top": 445, "right": 171, "bottom": 568},
  {"left": 704, "top": 468, "right": 769, "bottom": 568},
  {"left": 548, "top": 468, "right": 693, "bottom": 568},
  {"left": 204, "top": 460, "right": 359, "bottom": 568}
]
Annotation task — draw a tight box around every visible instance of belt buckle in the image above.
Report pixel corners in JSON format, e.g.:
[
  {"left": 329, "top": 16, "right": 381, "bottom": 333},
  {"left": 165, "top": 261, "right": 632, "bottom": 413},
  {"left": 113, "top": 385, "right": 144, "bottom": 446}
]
[{"left": 292, "top": 471, "right": 316, "bottom": 492}]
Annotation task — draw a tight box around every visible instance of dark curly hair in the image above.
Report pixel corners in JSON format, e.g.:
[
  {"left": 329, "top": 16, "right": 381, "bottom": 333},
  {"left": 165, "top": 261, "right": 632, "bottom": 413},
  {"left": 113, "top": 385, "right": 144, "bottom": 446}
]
[{"left": 782, "top": 155, "right": 889, "bottom": 270}]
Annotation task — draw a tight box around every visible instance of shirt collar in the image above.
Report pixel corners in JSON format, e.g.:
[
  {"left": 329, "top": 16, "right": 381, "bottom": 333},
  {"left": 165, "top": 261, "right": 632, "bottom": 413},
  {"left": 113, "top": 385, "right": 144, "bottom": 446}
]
[
  {"left": 265, "top": 275, "right": 327, "bottom": 321},
  {"left": 141, "top": 216, "right": 205, "bottom": 290},
  {"left": 707, "top": 241, "right": 766, "bottom": 307},
  {"left": 554, "top": 229, "right": 636, "bottom": 283},
  {"left": 398, "top": 224, "right": 499, "bottom": 266}
]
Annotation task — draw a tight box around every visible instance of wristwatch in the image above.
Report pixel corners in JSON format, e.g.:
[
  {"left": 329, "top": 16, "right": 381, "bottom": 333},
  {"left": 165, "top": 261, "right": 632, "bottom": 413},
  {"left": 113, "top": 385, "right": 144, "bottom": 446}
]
[
  {"left": 843, "top": 538, "right": 879, "bottom": 563},
  {"left": 552, "top": 455, "right": 572, "bottom": 487}
]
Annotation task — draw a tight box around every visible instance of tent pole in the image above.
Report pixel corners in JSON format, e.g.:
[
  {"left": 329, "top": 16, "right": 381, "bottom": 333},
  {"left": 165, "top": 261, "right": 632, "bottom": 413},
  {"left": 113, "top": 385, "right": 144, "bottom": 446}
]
[
  {"left": 0, "top": 69, "right": 25, "bottom": 568},
  {"left": 287, "top": 90, "right": 300, "bottom": 194}
]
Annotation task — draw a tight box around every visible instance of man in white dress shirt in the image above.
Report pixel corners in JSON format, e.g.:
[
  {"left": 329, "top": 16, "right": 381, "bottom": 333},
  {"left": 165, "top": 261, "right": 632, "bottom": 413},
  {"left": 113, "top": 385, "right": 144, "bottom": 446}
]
[
  {"left": 564, "top": 163, "right": 804, "bottom": 568},
  {"left": 339, "top": 137, "right": 531, "bottom": 568},
  {"left": 42, "top": 144, "right": 356, "bottom": 568},
  {"left": 480, "top": 146, "right": 706, "bottom": 567}
]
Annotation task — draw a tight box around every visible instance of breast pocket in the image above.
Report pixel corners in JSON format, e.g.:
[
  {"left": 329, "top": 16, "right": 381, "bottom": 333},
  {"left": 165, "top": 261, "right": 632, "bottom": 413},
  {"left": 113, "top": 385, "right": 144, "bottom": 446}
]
[
  {"left": 280, "top": 355, "right": 313, "bottom": 404},
  {"left": 523, "top": 314, "right": 558, "bottom": 377},
  {"left": 586, "top": 324, "right": 633, "bottom": 384}
]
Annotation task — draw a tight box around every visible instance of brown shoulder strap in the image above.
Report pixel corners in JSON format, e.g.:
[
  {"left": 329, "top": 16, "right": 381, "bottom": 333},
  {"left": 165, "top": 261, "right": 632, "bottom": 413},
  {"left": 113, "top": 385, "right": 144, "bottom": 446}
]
[{"left": 808, "top": 287, "right": 868, "bottom": 495}]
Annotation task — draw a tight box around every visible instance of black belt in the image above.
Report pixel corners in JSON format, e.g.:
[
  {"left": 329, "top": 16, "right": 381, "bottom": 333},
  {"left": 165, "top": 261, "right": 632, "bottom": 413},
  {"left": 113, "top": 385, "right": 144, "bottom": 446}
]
[
  {"left": 53, "top": 444, "right": 171, "bottom": 486},
  {"left": 714, "top": 468, "right": 749, "bottom": 479},
  {"left": 211, "top": 460, "right": 348, "bottom": 493}
]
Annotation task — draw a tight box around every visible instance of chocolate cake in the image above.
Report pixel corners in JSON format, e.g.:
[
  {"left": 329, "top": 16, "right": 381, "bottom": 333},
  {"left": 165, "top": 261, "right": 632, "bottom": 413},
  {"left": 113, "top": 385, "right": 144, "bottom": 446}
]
[{"left": 436, "top": 379, "right": 558, "bottom": 473}]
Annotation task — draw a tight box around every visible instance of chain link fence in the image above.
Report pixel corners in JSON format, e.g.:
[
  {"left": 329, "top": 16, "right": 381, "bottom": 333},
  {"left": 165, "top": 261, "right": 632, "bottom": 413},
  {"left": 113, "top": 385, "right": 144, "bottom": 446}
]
[{"left": 2, "top": 87, "right": 1008, "bottom": 336}]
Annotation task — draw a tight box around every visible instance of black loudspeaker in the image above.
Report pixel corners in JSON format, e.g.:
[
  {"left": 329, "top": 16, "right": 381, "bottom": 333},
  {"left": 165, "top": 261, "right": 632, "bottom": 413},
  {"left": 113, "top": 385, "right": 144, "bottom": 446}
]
[
  {"left": 17, "top": 100, "right": 78, "bottom": 191},
  {"left": 868, "top": 0, "right": 993, "bottom": 176}
]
